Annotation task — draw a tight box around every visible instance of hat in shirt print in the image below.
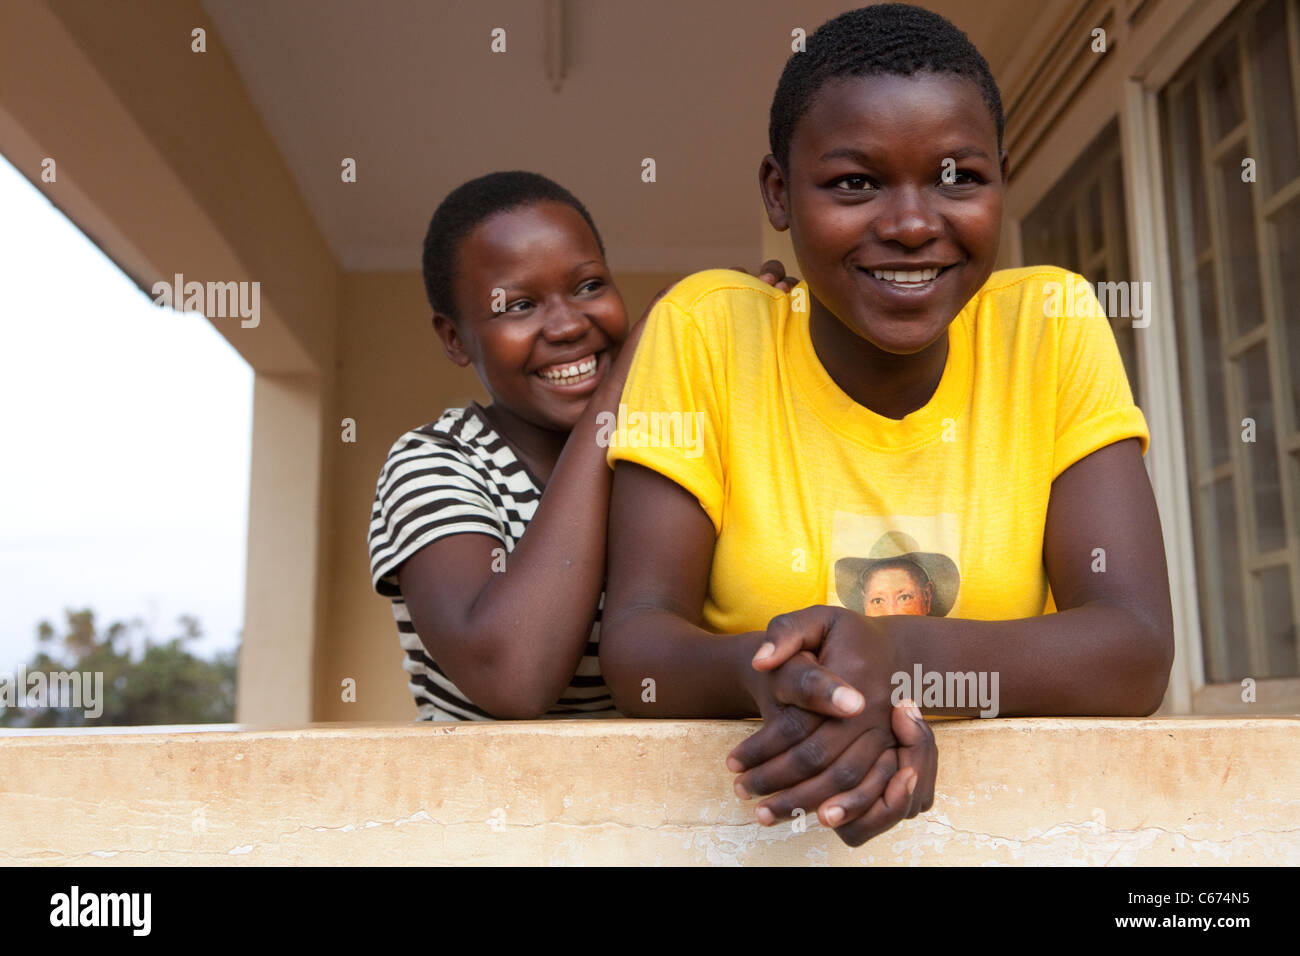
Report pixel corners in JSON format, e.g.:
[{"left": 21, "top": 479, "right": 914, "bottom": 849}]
[{"left": 829, "top": 517, "right": 961, "bottom": 618}]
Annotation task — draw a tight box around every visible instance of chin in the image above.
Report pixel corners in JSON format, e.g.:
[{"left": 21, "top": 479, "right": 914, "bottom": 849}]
[
  {"left": 859, "top": 322, "right": 949, "bottom": 356},
  {"left": 537, "top": 401, "right": 586, "bottom": 433}
]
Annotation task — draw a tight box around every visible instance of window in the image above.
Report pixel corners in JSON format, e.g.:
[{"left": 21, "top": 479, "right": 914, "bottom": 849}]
[
  {"left": 1021, "top": 120, "right": 1142, "bottom": 400},
  {"left": 1162, "top": 0, "right": 1300, "bottom": 682}
]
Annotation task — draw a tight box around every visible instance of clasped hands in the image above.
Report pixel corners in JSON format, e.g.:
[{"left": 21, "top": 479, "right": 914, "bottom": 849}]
[{"left": 727, "top": 605, "right": 937, "bottom": 847}]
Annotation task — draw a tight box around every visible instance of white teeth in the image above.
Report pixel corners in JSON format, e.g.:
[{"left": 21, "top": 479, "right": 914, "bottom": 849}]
[
  {"left": 538, "top": 355, "right": 598, "bottom": 383},
  {"left": 871, "top": 267, "right": 942, "bottom": 283}
]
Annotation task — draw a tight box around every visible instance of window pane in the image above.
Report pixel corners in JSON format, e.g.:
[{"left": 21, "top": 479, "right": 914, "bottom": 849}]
[
  {"left": 1062, "top": 207, "right": 1080, "bottom": 271},
  {"left": 1021, "top": 216, "right": 1051, "bottom": 266},
  {"left": 1085, "top": 184, "right": 1105, "bottom": 257},
  {"left": 1022, "top": 121, "right": 1126, "bottom": 278},
  {"left": 1200, "top": 477, "right": 1249, "bottom": 681},
  {"left": 1198, "top": 262, "right": 1230, "bottom": 466},
  {"left": 1241, "top": 343, "right": 1286, "bottom": 552},
  {"left": 1110, "top": 152, "right": 1131, "bottom": 275},
  {"left": 1115, "top": 323, "right": 1140, "bottom": 399},
  {"left": 1257, "top": 565, "right": 1298, "bottom": 676},
  {"left": 1209, "top": 38, "right": 1245, "bottom": 139},
  {"left": 1274, "top": 197, "right": 1300, "bottom": 426},
  {"left": 1218, "top": 156, "right": 1264, "bottom": 334},
  {"left": 1253, "top": 0, "right": 1300, "bottom": 191},
  {"left": 1294, "top": 448, "right": 1300, "bottom": 557},
  {"left": 1164, "top": 0, "right": 1300, "bottom": 698},
  {"left": 1172, "top": 83, "right": 1211, "bottom": 255}
]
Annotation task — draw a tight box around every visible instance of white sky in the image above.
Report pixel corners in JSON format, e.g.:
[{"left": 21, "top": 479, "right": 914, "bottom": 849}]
[{"left": 0, "top": 153, "right": 250, "bottom": 667}]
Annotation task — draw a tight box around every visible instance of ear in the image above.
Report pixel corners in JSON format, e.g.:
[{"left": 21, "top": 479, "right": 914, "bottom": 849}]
[
  {"left": 759, "top": 154, "right": 791, "bottom": 232},
  {"left": 431, "top": 311, "right": 472, "bottom": 367}
]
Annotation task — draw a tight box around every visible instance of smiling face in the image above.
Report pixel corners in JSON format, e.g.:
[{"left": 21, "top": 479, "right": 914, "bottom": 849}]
[
  {"left": 434, "top": 200, "right": 628, "bottom": 433},
  {"left": 762, "top": 71, "right": 1006, "bottom": 357}
]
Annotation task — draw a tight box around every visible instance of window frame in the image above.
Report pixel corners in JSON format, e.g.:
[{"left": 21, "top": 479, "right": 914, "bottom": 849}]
[{"left": 1012, "top": 0, "right": 1300, "bottom": 712}]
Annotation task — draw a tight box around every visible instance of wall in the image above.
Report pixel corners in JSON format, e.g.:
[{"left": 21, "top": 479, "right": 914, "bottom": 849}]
[
  {"left": 1, "top": 717, "right": 1294, "bottom": 865},
  {"left": 0, "top": 0, "right": 344, "bottom": 726}
]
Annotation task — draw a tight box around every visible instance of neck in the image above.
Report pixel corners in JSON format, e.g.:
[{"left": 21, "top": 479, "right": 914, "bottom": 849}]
[
  {"left": 476, "top": 401, "right": 567, "bottom": 484},
  {"left": 808, "top": 305, "right": 950, "bottom": 420}
]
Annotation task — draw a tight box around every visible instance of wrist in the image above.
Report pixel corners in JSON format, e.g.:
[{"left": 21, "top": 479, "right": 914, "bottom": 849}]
[
  {"left": 820, "top": 611, "right": 916, "bottom": 707},
  {"left": 729, "top": 632, "right": 771, "bottom": 714},
  {"left": 870, "top": 614, "right": 931, "bottom": 709},
  {"left": 886, "top": 612, "right": 932, "bottom": 674}
]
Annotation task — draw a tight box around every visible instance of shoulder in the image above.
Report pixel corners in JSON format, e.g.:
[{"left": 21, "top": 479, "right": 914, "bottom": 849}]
[
  {"left": 368, "top": 407, "right": 511, "bottom": 587},
  {"left": 661, "top": 268, "right": 787, "bottom": 309},
  {"left": 646, "top": 269, "right": 789, "bottom": 357},
  {"left": 967, "top": 265, "right": 1087, "bottom": 312},
  {"left": 962, "top": 265, "right": 1114, "bottom": 344},
  {"left": 376, "top": 406, "right": 497, "bottom": 488},
  {"left": 383, "top": 406, "right": 490, "bottom": 460},
  {"left": 657, "top": 269, "right": 787, "bottom": 326}
]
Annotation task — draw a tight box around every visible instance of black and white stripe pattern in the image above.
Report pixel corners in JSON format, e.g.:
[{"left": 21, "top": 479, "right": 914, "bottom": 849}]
[{"left": 369, "top": 404, "right": 615, "bottom": 720}]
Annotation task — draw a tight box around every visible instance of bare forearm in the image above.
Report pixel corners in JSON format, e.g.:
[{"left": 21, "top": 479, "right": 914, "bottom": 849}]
[
  {"left": 456, "top": 381, "right": 629, "bottom": 713},
  {"left": 600, "top": 608, "right": 767, "bottom": 717},
  {"left": 888, "top": 603, "right": 1173, "bottom": 717}
]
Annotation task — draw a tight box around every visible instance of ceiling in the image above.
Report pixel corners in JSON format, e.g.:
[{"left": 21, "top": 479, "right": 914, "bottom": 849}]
[{"left": 202, "top": 0, "right": 1061, "bottom": 274}]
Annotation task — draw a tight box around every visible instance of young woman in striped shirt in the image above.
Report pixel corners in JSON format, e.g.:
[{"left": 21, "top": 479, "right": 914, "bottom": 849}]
[{"left": 368, "top": 171, "right": 803, "bottom": 721}]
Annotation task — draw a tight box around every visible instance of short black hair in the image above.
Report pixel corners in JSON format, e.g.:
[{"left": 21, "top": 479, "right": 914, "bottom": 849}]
[
  {"left": 421, "top": 170, "right": 605, "bottom": 320},
  {"left": 769, "top": 3, "right": 1004, "bottom": 171}
]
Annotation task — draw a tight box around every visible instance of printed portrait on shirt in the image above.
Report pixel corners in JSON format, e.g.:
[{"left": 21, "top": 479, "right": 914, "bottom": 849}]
[{"left": 829, "top": 514, "right": 961, "bottom": 618}]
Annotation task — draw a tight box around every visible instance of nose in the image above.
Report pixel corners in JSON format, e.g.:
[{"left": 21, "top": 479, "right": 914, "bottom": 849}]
[
  {"left": 539, "top": 295, "right": 589, "bottom": 340},
  {"left": 872, "top": 183, "right": 943, "bottom": 247}
]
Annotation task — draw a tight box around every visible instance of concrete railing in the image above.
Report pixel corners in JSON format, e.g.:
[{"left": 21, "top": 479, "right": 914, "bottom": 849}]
[{"left": 0, "top": 718, "right": 1295, "bottom": 865}]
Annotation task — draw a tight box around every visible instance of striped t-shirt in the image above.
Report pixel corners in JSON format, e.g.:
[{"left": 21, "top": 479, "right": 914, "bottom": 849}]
[{"left": 368, "top": 403, "right": 616, "bottom": 720}]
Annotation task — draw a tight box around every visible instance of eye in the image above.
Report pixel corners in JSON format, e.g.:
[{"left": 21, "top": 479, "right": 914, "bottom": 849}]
[
  {"left": 942, "top": 169, "right": 983, "bottom": 187},
  {"left": 576, "top": 277, "right": 605, "bottom": 295},
  {"left": 831, "top": 174, "right": 877, "bottom": 192},
  {"left": 505, "top": 298, "right": 533, "bottom": 313}
]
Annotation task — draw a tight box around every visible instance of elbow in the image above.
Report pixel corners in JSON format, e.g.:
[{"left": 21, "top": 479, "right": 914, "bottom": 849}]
[
  {"left": 598, "top": 621, "right": 653, "bottom": 717},
  {"left": 476, "top": 680, "right": 556, "bottom": 721},
  {"left": 419, "top": 629, "right": 557, "bottom": 720},
  {"left": 1125, "top": 616, "right": 1176, "bottom": 716},
  {"left": 600, "top": 661, "right": 643, "bottom": 716},
  {"left": 473, "top": 648, "right": 559, "bottom": 719},
  {"left": 1138, "top": 639, "right": 1174, "bottom": 716},
  {"left": 606, "top": 682, "right": 652, "bottom": 718}
]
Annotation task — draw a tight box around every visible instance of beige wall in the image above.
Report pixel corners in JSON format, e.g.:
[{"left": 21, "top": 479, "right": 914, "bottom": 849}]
[
  {"left": 3, "top": 717, "right": 1295, "bottom": 865},
  {"left": 319, "top": 271, "right": 472, "bottom": 722},
  {"left": 0, "top": 0, "right": 345, "bottom": 725},
  {"left": 38, "top": 0, "right": 343, "bottom": 374}
]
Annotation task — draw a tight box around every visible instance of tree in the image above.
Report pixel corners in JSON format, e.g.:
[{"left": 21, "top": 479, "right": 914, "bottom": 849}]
[{"left": 0, "top": 608, "right": 237, "bottom": 727}]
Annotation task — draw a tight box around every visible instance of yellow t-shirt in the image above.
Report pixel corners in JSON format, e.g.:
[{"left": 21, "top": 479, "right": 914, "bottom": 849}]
[{"left": 606, "top": 266, "right": 1148, "bottom": 634}]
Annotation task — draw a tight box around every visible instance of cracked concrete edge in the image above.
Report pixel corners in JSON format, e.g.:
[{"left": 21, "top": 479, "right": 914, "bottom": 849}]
[{"left": 1, "top": 718, "right": 1297, "bottom": 864}]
